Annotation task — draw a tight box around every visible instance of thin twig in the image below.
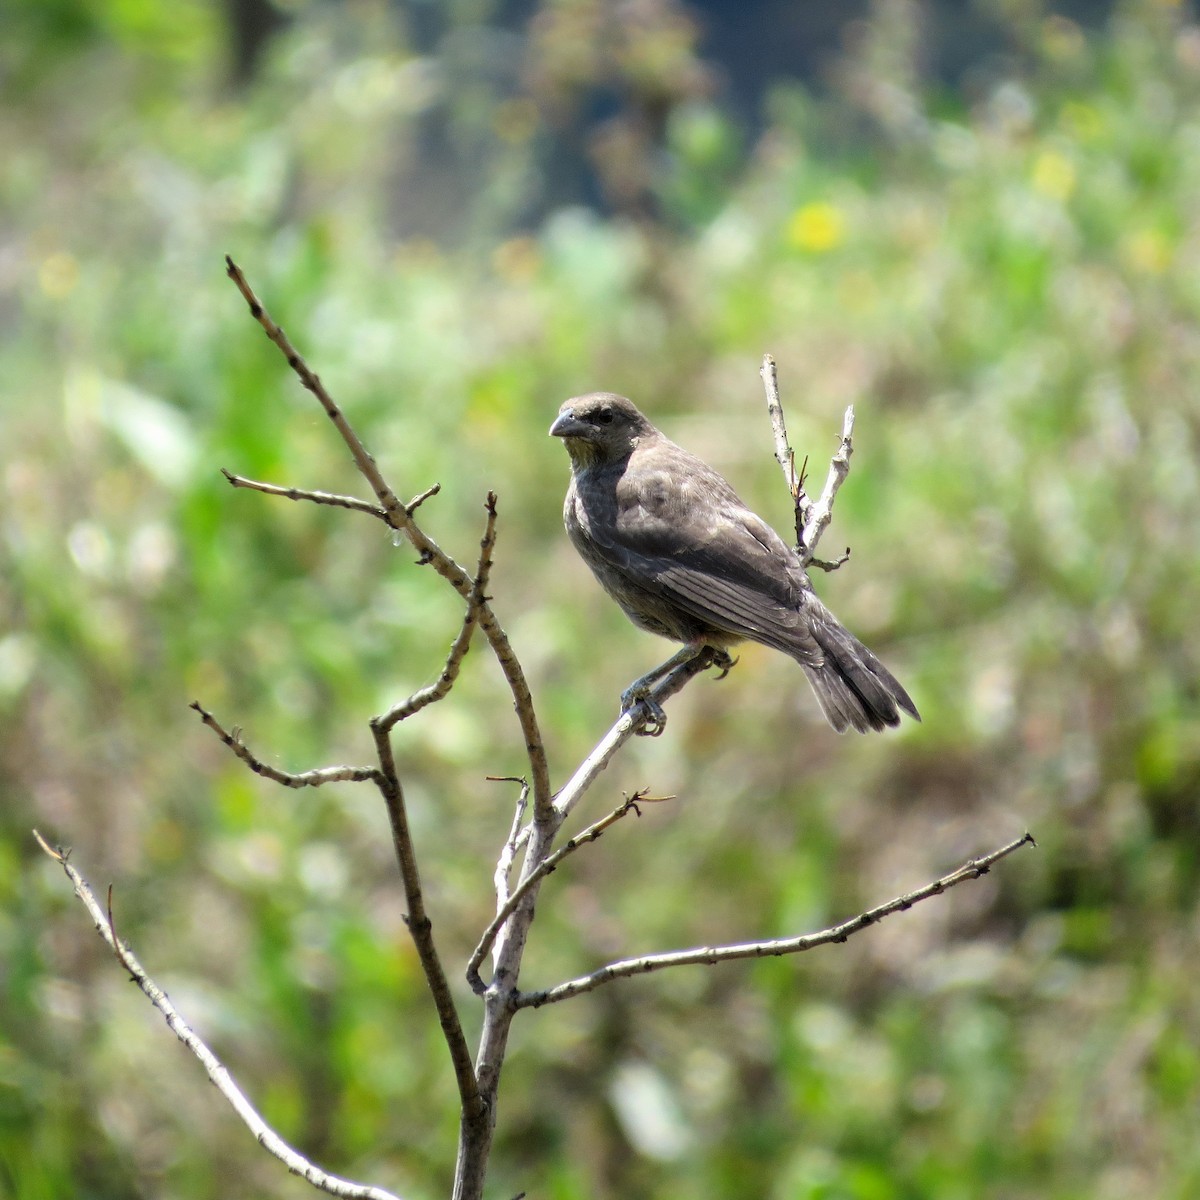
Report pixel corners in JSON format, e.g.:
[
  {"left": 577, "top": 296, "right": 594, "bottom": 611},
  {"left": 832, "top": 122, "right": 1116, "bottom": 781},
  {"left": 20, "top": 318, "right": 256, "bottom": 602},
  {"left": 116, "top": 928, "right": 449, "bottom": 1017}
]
[
  {"left": 810, "top": 548, "right": 852, "bottom": 572},
  {"left": 488, "top": 777, "right": 529, "bottom": 908},
  {"left": 220, "top": 470, "right": 387, "bottom": 519},
  {"left": 378, "top": 495, "right": 498, "bottom": 731},
  {"left": 467, "top": 790, "right": 673, "bottom": 994},
  {"left": 516, "top": 833, "right": 1036, "bottom": 1008},
  {"left": 405, "top": 483, "right": 442, "bottom": 514},
  {"left": 800, "top": 405, "right": 855, "bottom": 566},
  {"left": 218, "top": 471, "right": 438, "bottom": 524},
  {"left": 190, "top": 702, "right": 379, "bottom": 788},
  {"left": 33, "top": 831, "right": 405, "bottom": 1200},
  {"left": 224, "top": 257, "right": 552, "bottom": 827},
  {"left": 760, "top": 354, "right": 802, "bottom": 527}
]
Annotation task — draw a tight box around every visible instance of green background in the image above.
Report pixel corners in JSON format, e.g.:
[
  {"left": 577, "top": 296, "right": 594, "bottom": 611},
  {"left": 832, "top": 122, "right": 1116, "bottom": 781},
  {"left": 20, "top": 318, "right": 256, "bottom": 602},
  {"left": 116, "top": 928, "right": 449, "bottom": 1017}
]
[{"left": 3, "top": 1, "right": 1199, "bottom": 1197}]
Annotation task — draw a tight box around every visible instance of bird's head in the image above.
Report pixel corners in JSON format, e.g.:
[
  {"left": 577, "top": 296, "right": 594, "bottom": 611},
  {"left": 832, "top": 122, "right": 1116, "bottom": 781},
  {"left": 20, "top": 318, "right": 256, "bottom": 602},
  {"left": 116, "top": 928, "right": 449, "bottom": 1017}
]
[{"left": 549, "top": 393, "right": 656, "bottom": 468}]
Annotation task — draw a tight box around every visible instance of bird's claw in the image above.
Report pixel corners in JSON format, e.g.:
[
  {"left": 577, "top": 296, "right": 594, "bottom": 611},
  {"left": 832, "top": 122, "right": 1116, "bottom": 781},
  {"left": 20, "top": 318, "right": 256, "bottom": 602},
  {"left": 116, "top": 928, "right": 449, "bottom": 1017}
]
[
  {"left": 707, "top": 649, "right": 737, "bottom": 680},
  {"left": 620, "top": 686, "right": 667, "bottom": 737},
  {"left": 635, "top": 699, "right": 667, "bottom": 736}
]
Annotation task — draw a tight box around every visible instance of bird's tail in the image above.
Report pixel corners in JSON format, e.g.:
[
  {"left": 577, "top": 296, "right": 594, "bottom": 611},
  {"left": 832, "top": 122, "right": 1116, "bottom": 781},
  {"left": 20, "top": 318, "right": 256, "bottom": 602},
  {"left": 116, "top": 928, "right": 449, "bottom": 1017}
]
[{"left": 799, "top": 601, "right": 920, "bottom": 734}]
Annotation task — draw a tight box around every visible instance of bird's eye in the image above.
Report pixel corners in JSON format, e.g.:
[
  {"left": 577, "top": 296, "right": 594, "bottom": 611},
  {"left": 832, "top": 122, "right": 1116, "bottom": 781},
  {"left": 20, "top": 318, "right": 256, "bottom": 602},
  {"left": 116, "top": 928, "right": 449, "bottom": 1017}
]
[{"left": 593, "top": 408, "right": 614, "bottom": 425}]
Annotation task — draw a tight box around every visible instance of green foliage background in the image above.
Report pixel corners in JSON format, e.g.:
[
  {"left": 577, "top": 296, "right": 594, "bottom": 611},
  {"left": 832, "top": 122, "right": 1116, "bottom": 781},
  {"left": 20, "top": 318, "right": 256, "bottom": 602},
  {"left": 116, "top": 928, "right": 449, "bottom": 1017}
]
[{"left": 3, "top": 1, "right": 1200, "bottom": 1197}]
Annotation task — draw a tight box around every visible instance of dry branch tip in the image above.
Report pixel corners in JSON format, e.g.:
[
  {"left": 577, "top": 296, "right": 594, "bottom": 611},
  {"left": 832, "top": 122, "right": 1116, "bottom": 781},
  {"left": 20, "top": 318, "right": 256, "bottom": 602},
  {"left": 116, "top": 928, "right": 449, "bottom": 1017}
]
[
  {"left": 405, "top": 483, "right": 441, "bottom": 514},
  {"left": 32, "top": 828, "right": 67, "bottom": 863},
  {"left": 626, "top": 788, "right": 676, "bottom": 806},
  {"left": 810, "top": 547, "right": 852, "bottom": 573}
]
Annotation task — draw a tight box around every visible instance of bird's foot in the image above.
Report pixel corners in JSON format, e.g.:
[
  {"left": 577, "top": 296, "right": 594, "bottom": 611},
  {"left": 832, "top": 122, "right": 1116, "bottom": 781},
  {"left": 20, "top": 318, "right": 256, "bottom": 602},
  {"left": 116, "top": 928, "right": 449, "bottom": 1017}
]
[
  {"left": 620, "top": 684, "right": 668, "bottom": 737},
  {"left": 705, "top": 648, "right": 738, "bottom": 681}
]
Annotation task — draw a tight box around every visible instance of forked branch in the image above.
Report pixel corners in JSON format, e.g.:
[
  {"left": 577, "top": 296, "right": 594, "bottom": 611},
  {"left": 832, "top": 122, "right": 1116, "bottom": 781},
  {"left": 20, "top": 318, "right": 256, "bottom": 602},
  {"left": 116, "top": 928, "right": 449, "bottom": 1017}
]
[
  {"left": 760, "top": 353, "right": 853, "bottom": 570},
  {"left": 379, "top": 494, "right": 498, "bottom": 730},
  {"left": 467, "top": 789, "right": 674, "bottom": 993},
  {"left": 223, "top": 256, "right": 552, "bottom": 826}
]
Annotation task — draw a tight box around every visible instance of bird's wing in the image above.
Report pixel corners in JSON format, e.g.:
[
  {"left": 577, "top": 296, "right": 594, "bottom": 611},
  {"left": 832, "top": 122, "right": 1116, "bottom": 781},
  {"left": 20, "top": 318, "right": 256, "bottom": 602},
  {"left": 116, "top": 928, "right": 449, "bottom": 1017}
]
[{"left": 574, "top": 440, "right": 823, "bottom": 663}]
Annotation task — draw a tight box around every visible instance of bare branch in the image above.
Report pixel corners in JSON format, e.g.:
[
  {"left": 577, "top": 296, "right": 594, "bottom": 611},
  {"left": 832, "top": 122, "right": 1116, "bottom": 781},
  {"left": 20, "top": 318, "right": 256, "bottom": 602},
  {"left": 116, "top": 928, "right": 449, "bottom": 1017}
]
[
  {"left": 405, "top": 483, "right": 442, "bottom": 514},
  {"left": 378, "top": 495, "right": 498, "bottom": 731},
  {"left": 468, "top": 790, "right": 672, "bottom": 994},
  {"left": 760, "top": 354, "right": 802, "bottom": 524},
  {"left": 516, "top": 833, "right": 1037, "bottom": 1008},
  {"left": 219, "top": 469, "right": 438, "bottom": 525},
  {"left": 190, "top": 702, "right": 379, "bottom": 788},
  {"left": 800, "top": 405, "right": 855, "bottom": 566},
  {"left": 220, "top": 469, "right": 387, "bottom": 519},
  {"left": 476, "top": 618, "right": 550, "bottom": 826},
  {"left": 809, "top": 547, "right": 852, "bottom": 572},
  {"left": 489, "top": 776, "right": 529, "bottom": 908},
  {"left": 367, "top": 726, "right": 484, "bottom": 1119},
  {"left": 33, "top": 831, "right": 405, "bottom": 1200},
  {"left": 224, "top": 257, "right": 552, "bottom": 826}
]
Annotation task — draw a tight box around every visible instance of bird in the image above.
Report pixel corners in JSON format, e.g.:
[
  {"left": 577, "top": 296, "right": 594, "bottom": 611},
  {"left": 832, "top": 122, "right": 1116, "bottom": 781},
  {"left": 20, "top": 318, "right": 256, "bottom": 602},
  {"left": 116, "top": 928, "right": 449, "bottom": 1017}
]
[{"left": 549, "top": 392, "right": 919, "bottom": 734}]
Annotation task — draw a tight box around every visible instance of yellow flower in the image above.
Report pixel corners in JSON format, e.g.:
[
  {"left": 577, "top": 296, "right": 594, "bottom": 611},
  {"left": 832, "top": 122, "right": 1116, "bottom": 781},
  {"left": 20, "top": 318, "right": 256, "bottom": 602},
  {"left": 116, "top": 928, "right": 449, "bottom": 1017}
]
[
  {"left": 1122, "top": 229, "right": 1170, "bottom": 275},
  {"left": 1031, "top": 150, "right": 1076, "bottom": 202},
  {"left": 39, "top": 251, "right": 79, "bottom": 299},
  {"left": 787, "top": 202, "right": 845, "bottom": 253}
]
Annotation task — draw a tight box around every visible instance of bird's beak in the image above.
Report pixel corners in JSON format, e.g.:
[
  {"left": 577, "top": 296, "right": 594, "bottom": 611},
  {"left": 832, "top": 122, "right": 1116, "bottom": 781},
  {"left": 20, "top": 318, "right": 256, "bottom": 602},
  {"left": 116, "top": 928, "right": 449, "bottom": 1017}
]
[{"left": 549, "top": 409, "right": 588, "bottom": 439}]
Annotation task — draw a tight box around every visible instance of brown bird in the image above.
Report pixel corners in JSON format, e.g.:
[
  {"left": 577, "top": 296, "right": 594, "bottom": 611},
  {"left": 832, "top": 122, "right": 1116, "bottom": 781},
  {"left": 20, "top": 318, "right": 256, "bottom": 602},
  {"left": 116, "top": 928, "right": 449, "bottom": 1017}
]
[{"left": 550, "top": 392, "right": 919, "bottom": 733}]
